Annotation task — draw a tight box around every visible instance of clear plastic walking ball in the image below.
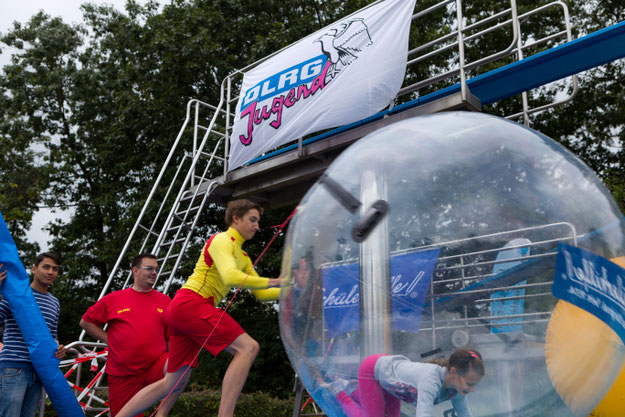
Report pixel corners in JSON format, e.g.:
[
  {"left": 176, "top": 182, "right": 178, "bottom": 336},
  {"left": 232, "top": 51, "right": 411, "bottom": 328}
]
[{"left": 279, "top": 112, "right": 625, "bottom": 417}]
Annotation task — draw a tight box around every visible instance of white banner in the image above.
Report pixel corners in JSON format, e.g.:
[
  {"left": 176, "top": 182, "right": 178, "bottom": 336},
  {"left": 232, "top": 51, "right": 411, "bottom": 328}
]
[{"left": 228, "top": 0, "right": 417, "bottom": 170}]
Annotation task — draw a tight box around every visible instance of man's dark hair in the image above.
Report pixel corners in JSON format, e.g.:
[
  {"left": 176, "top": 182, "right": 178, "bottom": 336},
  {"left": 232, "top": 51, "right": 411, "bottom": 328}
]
[
  {"left": 225, "top": 199, "right": 264, "bottom": 226},
  {"left": 131, "top": 253, "right": 157, "bottom": 268},
  {"left": 35, "top": 252, "right": 62, "bottom": 267}
]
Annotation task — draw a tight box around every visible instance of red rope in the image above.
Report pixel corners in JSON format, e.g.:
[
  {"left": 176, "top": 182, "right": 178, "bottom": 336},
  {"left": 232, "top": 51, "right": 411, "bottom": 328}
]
[{"left": 148, "top": 206, "right": 298, "bottom": 416}]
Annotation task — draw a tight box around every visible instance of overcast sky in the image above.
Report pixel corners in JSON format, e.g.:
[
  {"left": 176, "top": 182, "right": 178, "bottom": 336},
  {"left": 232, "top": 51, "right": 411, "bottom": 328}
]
[{"left": 1, "top": 1, "right": 151, "bottom": 251}]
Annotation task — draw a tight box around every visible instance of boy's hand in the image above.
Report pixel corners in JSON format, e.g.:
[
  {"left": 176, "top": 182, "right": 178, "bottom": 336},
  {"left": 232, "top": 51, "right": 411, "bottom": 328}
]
[{"left": 54, "top": 345, "right": 67, "bottom": 359}]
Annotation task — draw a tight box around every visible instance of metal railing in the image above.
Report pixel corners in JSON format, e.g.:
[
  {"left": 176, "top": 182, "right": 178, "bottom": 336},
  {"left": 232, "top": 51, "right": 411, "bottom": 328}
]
[
  {"left": 399, "top": 0, "right": 519, "bottom": 97},
  {"left": 422, "top": 221, "right": 578, "bottom": 350},
  {"left": 87, "top": 98, "right": 228, "bottom": 305},
  {"left": 507, "top": 1, "right": 578, "bottom": 125}
]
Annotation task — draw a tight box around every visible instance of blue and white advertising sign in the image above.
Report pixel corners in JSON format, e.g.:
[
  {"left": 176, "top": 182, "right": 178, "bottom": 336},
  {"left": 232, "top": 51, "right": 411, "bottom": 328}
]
[
  {"left": 552, "top": 243, "right": 625, "bottom": 344},
  {"left": 321, "top": 248, "right": 440, "bottom": 338},
  {"left": 490, "top": 238, "right": 532, "bottom": 333}
]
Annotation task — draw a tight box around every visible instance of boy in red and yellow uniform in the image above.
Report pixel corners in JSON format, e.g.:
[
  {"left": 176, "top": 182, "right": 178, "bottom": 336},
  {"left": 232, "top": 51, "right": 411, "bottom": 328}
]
[
  {"left": 117, "top": 200, "right": 280, "bottom": 417},
  {"left": 167, "top": 223, "right": 279, "bottom": 372}
]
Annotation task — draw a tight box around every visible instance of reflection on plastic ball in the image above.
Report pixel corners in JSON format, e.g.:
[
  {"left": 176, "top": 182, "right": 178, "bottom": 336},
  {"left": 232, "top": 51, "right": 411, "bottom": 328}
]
[{"left": 279, "top": 112, "right": 625, "bottom": 417}]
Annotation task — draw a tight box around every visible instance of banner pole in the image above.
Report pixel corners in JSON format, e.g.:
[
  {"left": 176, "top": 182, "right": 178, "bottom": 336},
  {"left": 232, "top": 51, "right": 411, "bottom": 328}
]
[{"left": 359, "top": 170, "right": 392, "bottom": 358}]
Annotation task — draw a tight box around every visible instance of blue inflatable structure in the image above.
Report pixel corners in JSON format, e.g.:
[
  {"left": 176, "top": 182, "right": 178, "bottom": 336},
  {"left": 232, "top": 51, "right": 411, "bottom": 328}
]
[{"left": 0, "top": 211, "right": 84, "bottom": 417}]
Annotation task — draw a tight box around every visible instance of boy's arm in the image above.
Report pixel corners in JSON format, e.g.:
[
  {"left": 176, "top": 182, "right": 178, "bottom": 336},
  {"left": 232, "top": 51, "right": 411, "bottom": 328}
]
[
  {"left": 251, "top": 287, "right": 281, "bottom": 301},
  {"left": 209, "top": 236, "right": 274, "bottom": 289},
  {"left": 53, "top": 301, "right": 66, "bottom": 359}
]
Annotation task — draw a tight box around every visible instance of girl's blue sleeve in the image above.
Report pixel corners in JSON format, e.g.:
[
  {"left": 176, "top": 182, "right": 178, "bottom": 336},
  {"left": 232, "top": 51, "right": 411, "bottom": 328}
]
[
  {"left": 451, "top": 395, "right": 473, "bottom": 417},
  {"left": 415, "top": 390, "right": 436, "bottom": 417}
]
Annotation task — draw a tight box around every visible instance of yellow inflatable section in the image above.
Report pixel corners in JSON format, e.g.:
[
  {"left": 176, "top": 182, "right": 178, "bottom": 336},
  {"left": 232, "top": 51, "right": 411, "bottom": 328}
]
[
  {"left": 590, "top": 256, "right": 625, "bottom": 416},
  {"left": 545, "top": 257, "right": 625, "bottom": 417}
]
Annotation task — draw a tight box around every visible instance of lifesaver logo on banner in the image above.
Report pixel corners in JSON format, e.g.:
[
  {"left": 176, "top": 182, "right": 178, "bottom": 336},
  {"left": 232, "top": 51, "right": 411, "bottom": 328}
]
[
  {"left": 229, "top": 0, "right": 417, "bottom": 170},
  {"left": 238, "top": 19, "right": 374, "bottom": 147},
  {"left": 316, "top": 18, "right": 373, "bottom": 82}
]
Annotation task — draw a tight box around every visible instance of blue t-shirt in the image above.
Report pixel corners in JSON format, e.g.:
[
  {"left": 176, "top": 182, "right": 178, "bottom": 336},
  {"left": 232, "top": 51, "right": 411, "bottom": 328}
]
[{"left": 0, "top": 287, "right": 60, "bottom": 371}]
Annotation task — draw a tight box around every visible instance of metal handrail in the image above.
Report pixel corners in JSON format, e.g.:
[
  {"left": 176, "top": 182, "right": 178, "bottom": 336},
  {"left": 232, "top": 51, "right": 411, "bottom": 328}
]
[
  {"left": 150, "top": 87, "right": 228, "bottom": 254},
  {"left": 77, "top": 97, "right": 227, "bottom": 346},
  {"left": 507, "top": 1, "right": 577, "bottom": 124},
  {"left": 400, "top": 0, "right": 520, "bottom": 97},
  {"left": 154, "top": 173, "right": 219, "bottom": 289},
  {"left": 67, "top": 98, "right": 228, "bottom": 415},
  {"left": 78, "top": 99, "right": 205, "bottom": 342},
  {"left": 162, "top": 181, "right": 219, "bottom": 294},
  {"left": 119, "top": 153, "right": 193, "bottom": 290}
]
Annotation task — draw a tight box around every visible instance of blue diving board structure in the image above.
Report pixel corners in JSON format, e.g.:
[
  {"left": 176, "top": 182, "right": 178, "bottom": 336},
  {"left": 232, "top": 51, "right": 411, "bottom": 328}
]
[{"left": 201, "top": 19, "right": 625, "bottom": 208}]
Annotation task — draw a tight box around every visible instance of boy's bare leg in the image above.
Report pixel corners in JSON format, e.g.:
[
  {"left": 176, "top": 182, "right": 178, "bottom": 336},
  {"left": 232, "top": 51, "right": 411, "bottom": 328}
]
[
  {"left": 154, "top": 360, "right": 190, "bottom": 417},
  {"left": 116, "top": 366, "right": 192, "bottom": 417},
  {"left": 218, "top": 333, "right": 260, "bottom": 417}
]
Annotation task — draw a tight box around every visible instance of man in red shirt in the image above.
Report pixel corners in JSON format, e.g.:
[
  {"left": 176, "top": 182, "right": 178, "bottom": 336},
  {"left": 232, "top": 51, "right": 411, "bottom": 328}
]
[{"left": 80, "top": 254, "right": 177, "bottom": 416}]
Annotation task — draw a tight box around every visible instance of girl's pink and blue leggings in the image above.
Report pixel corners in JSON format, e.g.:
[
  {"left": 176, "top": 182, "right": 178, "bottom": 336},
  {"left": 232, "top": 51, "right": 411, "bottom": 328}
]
[{"left": 336, "top": 354, "right": 400, "bottom": 417}]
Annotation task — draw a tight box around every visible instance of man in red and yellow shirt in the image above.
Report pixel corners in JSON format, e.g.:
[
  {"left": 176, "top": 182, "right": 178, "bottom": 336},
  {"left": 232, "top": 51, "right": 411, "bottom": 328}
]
[
  {"left": 116, "top": 200, "right": 280, "bottom": 417},
  {"left": 80, "top": 254, "right": 174, "bottom": 416}
]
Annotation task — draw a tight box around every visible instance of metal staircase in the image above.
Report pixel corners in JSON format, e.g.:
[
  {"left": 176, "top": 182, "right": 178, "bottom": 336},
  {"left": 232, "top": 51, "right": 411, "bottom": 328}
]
[{"left": 99, "top": 98, "right": 228, "bottom": 299}]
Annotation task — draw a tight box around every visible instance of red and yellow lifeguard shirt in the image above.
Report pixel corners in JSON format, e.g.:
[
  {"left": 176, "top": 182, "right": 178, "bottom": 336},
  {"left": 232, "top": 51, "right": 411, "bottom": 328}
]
[
  {"left": 182, "top": 227, "right": 280, "bottom": 304},
  {"left": 82, "top": 288, "right": 171, "bottom": 376}
]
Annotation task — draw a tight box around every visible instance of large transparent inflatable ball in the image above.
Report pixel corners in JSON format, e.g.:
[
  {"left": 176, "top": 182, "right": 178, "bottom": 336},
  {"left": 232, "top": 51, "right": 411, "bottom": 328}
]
[{"left": 278, "top": 112, "right": 625, "bottom": 417}]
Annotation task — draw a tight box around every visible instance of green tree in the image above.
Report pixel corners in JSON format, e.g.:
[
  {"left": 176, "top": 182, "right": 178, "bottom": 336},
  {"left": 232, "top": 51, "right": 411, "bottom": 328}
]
[{"left": 0, "top": 134, "right": 45, "bottom": 262}]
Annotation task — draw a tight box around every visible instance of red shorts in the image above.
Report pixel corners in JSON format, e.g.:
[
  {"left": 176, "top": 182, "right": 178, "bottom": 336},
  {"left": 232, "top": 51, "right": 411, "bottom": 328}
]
[
  {"left": 107, "top": 352, "right": 168, "bottom": 416},
  {"left": 165, "top": 289, "right": 245, "bottom": 373}
]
